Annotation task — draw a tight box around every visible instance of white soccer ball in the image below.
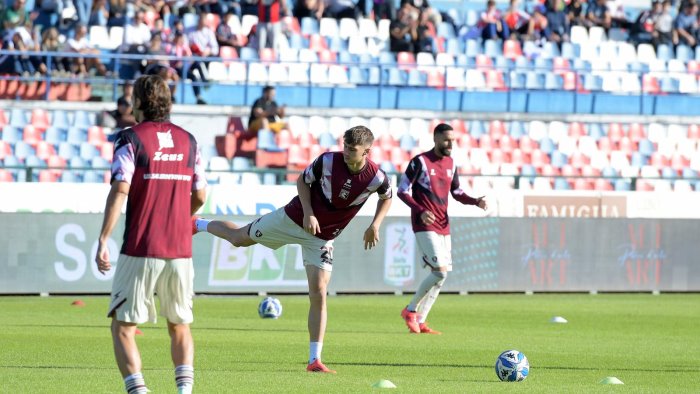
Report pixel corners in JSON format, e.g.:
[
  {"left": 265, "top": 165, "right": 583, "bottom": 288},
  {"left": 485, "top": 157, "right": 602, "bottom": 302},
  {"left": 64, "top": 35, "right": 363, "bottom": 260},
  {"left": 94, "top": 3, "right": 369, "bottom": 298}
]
[
  {"left": 495, "top": 350, "right": 529, "bottom": 382},
  {"left": 258, "top": 297, "right": 283, "bottom": 319}
]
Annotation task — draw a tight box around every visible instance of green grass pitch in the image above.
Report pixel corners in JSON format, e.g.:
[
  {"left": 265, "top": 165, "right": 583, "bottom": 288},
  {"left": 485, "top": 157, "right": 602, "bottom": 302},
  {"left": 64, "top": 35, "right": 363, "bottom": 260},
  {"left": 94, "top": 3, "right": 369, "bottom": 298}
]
[{"left": 1, "top": 294, "right": 698, "bottom": 393}]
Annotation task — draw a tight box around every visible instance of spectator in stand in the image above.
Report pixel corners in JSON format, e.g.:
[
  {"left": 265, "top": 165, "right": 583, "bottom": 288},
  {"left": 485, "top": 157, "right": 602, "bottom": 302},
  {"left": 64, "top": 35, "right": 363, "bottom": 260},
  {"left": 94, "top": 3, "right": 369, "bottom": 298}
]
[
  {"left": 216, "top": 10, "right": 242, "bottom": 49},
  {"left": 546, "top": 0, "right": 570, "bottom": 44},
  {"left": 586, "top": 0, "right": 611, "bottom": 30},
  {"left": 630, "top": 0, "right": 660, "bottom": 45},
  {"left": 75, "top": 0, "right": 93, "bottom": 26},
  {"left": 674, "top": 1, "right": 698, "bottom": 46},
  {"left": 41, "top": 27, "right": 71, "bottom": 74},
  {"left": 33, "top": 0, "right": 64, "bottom": 31},
  {"left": 1, "top": 0, "right": 30, "bottom": 37},
  {"left": 160, "top": 4, "right": 176, "bottom": 31},
  {"left": 144, "top": 35, "right": 180, "bottom": 101},
  {"left": 566, "top": 0, "right": 589, "bottom": 27},
  {"left": 108, "top": 96, "right": 138, "bottom": 130},
  {"left": 248, "top": 85, "right": 288, "bottom": 134},
  {"left": 527, "top": 4, "right": 549, "bottom": 41},
  {"left": 654, "top": 0, "right": 673, "bottom": 47},
  {"left": 324, "top": 0, "right": 358, "bottom": 19},
  {"left": 258, "top": 0, "right": 288, "bottom": 50},
  {"left": 108, "top": 0, "right": 127, "bottom": 27},
  {"left": 122, "top": 10, "right": 152, "bottom": 52},
  {"left": 504, "top": 0, "right": 530, "bottom": 38},
  {"left": 66, "top": 24, "right": 108, "bottom": 76},
  {"left": 240, "top": 0, "right": 259, "bottom": 16},
  {"left": 364, "top": 0, "right": 395, "bottom": 22},
  {"left": 479, "top": 0, "right": 509, "bottom": 40},
  {"left": 413, "top": 9, "right": 434, "bottom": 54},
  {"left": 89, "top": 0, "right": 109, "bottom": 26},
  {"left": 390, "top": 4, "right": 417, "bottom": 53},
  {"left": 170, "top": 30, "right": 209, "bottom": 104},
  {"left": 294, "top": 0, "right": 324, "bottom": 20},
  {"left": 188, "top": 14, "right": 219, "bottom": 59},
  {"left": 4, "top": 31, "right": 48, "bottom": 75},
  {"left": 402, "top": 0, "right": 441, "bottom": 27},
  {"left": 606, "top": 0, "right": 630, "bottom": 29}
]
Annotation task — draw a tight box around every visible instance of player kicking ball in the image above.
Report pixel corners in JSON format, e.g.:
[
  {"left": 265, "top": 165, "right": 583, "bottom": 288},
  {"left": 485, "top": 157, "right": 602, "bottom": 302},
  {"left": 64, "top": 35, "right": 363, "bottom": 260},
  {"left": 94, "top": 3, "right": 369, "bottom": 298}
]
[
  {"left": 397, "top": 123, "right": 487, "bottom": 334},
  {"left": 193, "top": 126, "right": 392, "bottom": 373}
]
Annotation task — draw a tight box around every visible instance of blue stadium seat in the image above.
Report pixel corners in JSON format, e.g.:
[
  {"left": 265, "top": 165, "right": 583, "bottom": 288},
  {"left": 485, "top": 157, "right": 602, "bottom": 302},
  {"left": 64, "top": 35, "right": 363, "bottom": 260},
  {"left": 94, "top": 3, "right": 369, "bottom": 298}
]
[
  {"left": 682, "top": 167, "right": 697, "bottom": 178},
  {"left": 660, "top": 77, "right": 679, "bottom": 93},
  {"left": 380, "top": 161, "right": 396, "bottom": 173},
  {"left": 638, "top": 139, "right": 655, "bottom": 156},
  {"left": 289, "top": 33, "right": 306, "bottom": 49},
  {"left": 10, "top": 109, "right": 27, "bottom": 128},
  {"left": 437, "top": 22, "right": 456, "bottom": 39},
  {"left": 661, "top": 167, "right": 677, "bottom": 179},
  {"left": 301, "top": 17, "right": 319, "bottom": 35},
  {"left": 588, "top": 123, "right": 605, "bottom": 140},
  {"left": 628, "top": 61, "right": 649, "bottom": 74},
  {"left": 676, "top": 45, "right": 694, "bottom": 62},
  {"left": 521, "top": 164, "right": 537, "bottom": 177},
  {"left": 83, "top": 171, "right": 105, "bottom": 183},
  {"left": 582, "top": 73, "right": 602, "bottom": 91},
  {"left": 44, "top": 127, "right": 66, "bottom": 144},
  {"left": 630, "top": 152, "right": 647, "bottom": 168},
  {"left": 318, "top": 132, "right": 335, "bottom": 148},
  {"left": 399, "top": 134, "right": 416, "bottom": 151},
  {"left": 232, "top": 157, "right": 251, "bottom": 170},
  {"left": 656, "top": 44, "right": 673, "bottom": 61},
  {"left": 367, "top": 67, "right": 381, "bottom": 84},
  {"left": 58, "top": 143, "right": 79, "bottom": 160},
  {"left": 494, "top": 55, "right": 512, "bottom": 70},
  {"left": 554, "top": 177, "right": 570, "bottom": 190},
  {"left": 379, "top": 52, "right": 396, "bottom": 65},
  {"left": 465, "top": 39, "right": 481, "bottom": 57},
  {"left": 561, "top": 42, "right": 580, "bottom": 59},
  {"left": 25, "top": 155, "right": 47, "bottom": 168},
  {"left": 484, "top": 39, "right": 502, "bottom": 57},
  {"left": 533, "top": 57, "right": 552, "bottom": 71},
  {"left": 614, "top": 179, "right": 631, "bottom": 191},
  {"left": 550, "top": 150, "right": 567, "bottom": 167},
  {"left": 572, "top": 58, "right": 590, "bottom": 72},
  {"left": 79, "top": 142, "right": 100, "bottom": 160},
  {"left": 514, "top": 56, "right": 530, "bottom": 71},
  {"left": 544, "top": 73, "right": 563, "bottom": 90},
  {"left": 4, "top": 155, "right": 21, "bottom": 167},
  {"left": 601, "top": 166, "right": 618, "bottom": 177},
  {"left": 446, "top": 38, "right": 462, "bottom": 56},
  {"left": 60, "top": 171, "right": 83, "bottom": 183},
  {"left": 539, "top": 137, "right": 556, "bottom": 154},
  {"left": 14, "top": 141, "right": 35, "bottom": 159},
  {"left": 349, "top": 67, "right": 368, "bottom": 84},
  {"left": 92, "top": 156, "right": 111, "bottom": 169},
  {"left": 509, "top": 121, "right": 525, "bottom": 139},
  {"left": 1, "top": 126, "right": 21, "bottom": 143},
  {"left": 239, "top": 47, "right": 259, "bottom": 61},
  {"left": 262, "top": 172, "right": 277, "bottom": 185},
  {"left": 69, "top": 156, "right": 88, "bottom": 168},
  {"left": 542, "top": 42, "right": 560, "bottom": 58},
  {"left": 358, "top": 53, "right": 376, "bottom": 65},
  {"left": 73, "top": 111, "right": 93, "bottom": 129},
  {"left": 407, "top": 69, "right": 426, "bottom": 86},
  {"left": 508, "top": 72, "right": 526, "bottom": 89},
  {"left": 67, "top": 127, "right": 87, "bottom": 145},
  {"left": 386, "top": 68, "right": 406, "bottom": 85},
  {"left": 338, "top": 51, "right": 356, "bottom": 64},
  {"left": 329, "top": 36, "right": 348, "bottom": 52},
  {"left": 51, "top": 109, "right": 70, "bottom": 130},
  {"left": 257, "top": 130, "right": 278, "bottom": 150},
  {"left": 468, "top": 120, "right": 485, "bottom": 138},
  {"left": 525, "top": 72, "right": 544, "bottom": 89}
]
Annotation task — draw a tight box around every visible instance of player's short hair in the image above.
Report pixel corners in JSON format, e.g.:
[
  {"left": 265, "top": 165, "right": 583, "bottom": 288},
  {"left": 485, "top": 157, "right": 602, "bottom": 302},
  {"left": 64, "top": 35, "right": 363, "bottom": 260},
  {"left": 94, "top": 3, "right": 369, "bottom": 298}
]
[
  {"left": 434, "top": 123, "right": 454, "bottom": 135},
  {"left": 133, "top": 74, "right": 171, "bottom": 121},
  {"left": 263, "top": 85, "right": 275, "bottom": 93},
  {"left": 344, "top": 125, "right": 374, "bottom": 147}
]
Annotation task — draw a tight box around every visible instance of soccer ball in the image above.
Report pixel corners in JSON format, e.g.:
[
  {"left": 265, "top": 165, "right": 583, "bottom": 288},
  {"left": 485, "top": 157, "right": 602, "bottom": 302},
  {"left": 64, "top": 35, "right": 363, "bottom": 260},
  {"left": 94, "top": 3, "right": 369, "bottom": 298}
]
[
  {"left": 495, "top": 350, "right": 529, "bottom": 382},
  {"left": 258, "top": 297, "right": 282, "bottom": 319}
]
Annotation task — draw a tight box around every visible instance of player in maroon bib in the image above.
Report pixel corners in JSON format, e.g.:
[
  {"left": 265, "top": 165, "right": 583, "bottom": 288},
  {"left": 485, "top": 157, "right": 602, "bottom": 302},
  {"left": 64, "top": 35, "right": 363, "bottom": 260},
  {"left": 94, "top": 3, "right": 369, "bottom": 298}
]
[
  {"left": 194, "top": 126, "right": 392, "bottom": 373},
  {"left": 397, "top": 123, "right": 487, "bottom": 334},
  {"left": 95, "top": 75, "right": 207, "bottom": 394}
]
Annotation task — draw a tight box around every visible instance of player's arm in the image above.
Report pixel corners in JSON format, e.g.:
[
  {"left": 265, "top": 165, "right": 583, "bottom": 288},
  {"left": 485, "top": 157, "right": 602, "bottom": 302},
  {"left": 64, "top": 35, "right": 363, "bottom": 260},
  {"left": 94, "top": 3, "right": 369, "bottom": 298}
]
[
  {"left": 191, "top": 145, "right": 208, "bottom": 215},
  {"left": 96, "top": 181, "right": 130, "bottom": 274},
  {"left": 298, "top": 155, "right": 323, "bottom": 235},
  {"left": 450, "top": 171, "right": 487, "bottom": 210},
  {"left": 364, "top": 173, "right": 393, "bottom": 250},
  {"left": 396, "top": 157, "right": 425, "bottom": 213}
]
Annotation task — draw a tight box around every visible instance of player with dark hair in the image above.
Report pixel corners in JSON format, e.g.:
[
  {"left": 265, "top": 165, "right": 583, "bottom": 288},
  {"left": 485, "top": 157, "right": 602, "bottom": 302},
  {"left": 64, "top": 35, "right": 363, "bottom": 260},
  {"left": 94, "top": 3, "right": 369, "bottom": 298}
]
[
  {"left": 397, "top": 123, "right": 487, "bottom": 334},
  {"left": 95, "top": 74, "right": 207, "bottom": 394},
  {"left": 193, "top": 125, "right": 392, "bottom": 373}
]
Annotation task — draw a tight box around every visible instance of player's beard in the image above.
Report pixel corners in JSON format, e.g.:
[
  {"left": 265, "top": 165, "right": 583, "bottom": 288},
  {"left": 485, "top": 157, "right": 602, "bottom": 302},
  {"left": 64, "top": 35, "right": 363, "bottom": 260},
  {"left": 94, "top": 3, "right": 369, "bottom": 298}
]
[{"left": 439, "top": 146, "right": 452, "bottom": 157}]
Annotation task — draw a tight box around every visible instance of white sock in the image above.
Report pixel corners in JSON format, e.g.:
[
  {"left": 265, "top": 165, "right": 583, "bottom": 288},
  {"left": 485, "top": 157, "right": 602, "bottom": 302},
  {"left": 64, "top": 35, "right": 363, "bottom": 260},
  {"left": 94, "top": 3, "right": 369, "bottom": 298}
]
[
  {"left": 408, "top": 271, "right": 445, "bottom": 311},
  {"left": 175, "top": 365, "right": 194, "bottom": 394},
  {"left": 195, "top": 218, "right": 211, "bottom": 232},
  {"left": 124, "top": 372, "right": 148, "bottom": 394},
  {"left": 309, "top": 342, "right": 323, "bottom": 363},
  {"left": 417, "top": 284, "right": 444, "bottom": 324}
]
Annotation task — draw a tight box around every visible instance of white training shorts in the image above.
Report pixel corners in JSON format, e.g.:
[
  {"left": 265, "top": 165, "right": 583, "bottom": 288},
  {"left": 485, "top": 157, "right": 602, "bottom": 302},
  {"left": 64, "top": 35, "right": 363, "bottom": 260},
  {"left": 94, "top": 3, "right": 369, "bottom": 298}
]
[
  {"left": 107, "top": 254, "right": 194, "bottom": 325},
  {"left": 415, "top": 231, "right": 453, "bottom": 272},
  {"left": 248, "top": 207, "right": 335, "bottom": 271}
]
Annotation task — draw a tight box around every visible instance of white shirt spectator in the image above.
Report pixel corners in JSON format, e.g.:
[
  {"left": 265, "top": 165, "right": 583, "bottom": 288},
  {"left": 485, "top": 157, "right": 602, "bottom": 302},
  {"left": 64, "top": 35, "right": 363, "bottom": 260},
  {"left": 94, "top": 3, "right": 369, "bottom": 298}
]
[
  {"left": 187, "top": 27, "right": 219, "bottom": 57},
  {"left": 66, "top": 35, "right": 91, "bottom": 52},
  {"left": 123, "top": 22, "right": 151, "bottom": 49}
]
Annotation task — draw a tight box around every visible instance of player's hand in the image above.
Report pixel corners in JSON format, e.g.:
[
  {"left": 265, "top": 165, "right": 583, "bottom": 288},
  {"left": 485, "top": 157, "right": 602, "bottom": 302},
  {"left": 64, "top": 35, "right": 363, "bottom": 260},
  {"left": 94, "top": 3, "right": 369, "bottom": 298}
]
[
  {"left": 420, "top": 210, "right": 436, "bottom": 226},
  {"left": 304, "top": 215, "right": 321, "bottom": 235},
  {"left": 95, "top": 241, "right": 111, "bottom": 275},
  {"left": 477, "top": 196, "right": 488, "bottom": 211},
  {"left": 363, "top": 225, "right": 379, "bottom": 250}
]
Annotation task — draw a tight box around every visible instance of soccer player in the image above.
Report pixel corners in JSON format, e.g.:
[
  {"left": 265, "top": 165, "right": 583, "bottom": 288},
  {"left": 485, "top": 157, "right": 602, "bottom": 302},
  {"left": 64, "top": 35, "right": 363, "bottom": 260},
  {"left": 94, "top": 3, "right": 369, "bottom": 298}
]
[
  {"left": 397, "top": 123, "right": 487, "bottom": 334},
  {"left": 95, "top": 75, "right": 207, "bottom": 394},
  {"left": 193, "top": 126, "right": 392, "bottom": 373}
]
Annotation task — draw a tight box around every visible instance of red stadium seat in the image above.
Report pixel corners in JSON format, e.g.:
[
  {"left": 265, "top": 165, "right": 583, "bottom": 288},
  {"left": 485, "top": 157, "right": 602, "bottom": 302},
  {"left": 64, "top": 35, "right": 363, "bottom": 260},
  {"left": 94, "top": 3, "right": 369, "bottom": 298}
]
[
  {"left": 378, "top": 133, "right": 396, "bottom": 152},
  {"left": 38, "top": 170, "right": 59, "bottom": 182},
  {"left": 636, "top": 180, "right": 655, "bottom": 191},
  {"left": 397, "top": 51, "right": 416, "bottom": 68},
  {"left": 571, "top": 178, "right": 591, "bottom": 190},
  {"left": 670, "top": 153, "right": 689, "bottom": 170},
  {"left": 688, "top": 124, "right": 700, "bottom": 140},
  {"left": 593, "top": 178, "right": 613, "bottom": 191},
  {"left": 475, "top": 54, "right": 492, "bottom": 70},
  {"left": 88, "top": 126, "right": 106, "bottom": 147},
  {"left": 276, "top": 129, "right": 293, "bottom": 149},
  {"left": 288, "top": 145, "right": 309, "bottom": 165},
  {"left": 650, "top": 152, "right": 669, "bottom": 168},
  {"left": 618, "top": 137, "right": 635, "bottom": 155},
  {"left": 0, "top": 141, "right": 11, "bottom": 160},
  {"left": 318, "top": 49, "right": 337, "bottom": 63},
  {"left": 510, "top": 148, "right": 529, "bottom": 166},
  {"left": 581, "top": 165, "right": 600, "bottom": 177},
  {"left": 688, "top": 60, "right": 700, "bottom": 74},
  {"left": 569, "top": 152, "right": 590, "bottom": 168},
  {"left": 450, "top": 119, "right": 466, "bottom": 135},
  {"left": 259, "top": 47, "right": 277, "bottom": 62},
  {"left": 597, "top": 136, "right": 614, "bottom": 153},
  {"left": 488, "top": 120, "right": 506, "bottom": 138},
  {"left": 298, "top": 132, "right": 315, "bottom": 149},
  {"left": 219, "top": 46, "right": 239, "bottom": 65},
  {"left": 370, "top": 146, "right": 386, "bottom": 163},
  {"left": 479, "top": 134, "right": 496, "bottom": 150},
  {"left": 309, "top": 34, "right": 328, "bottom": 51},
  {"left": 390, "top": 146, "right": 409, "bottom": 170},
  {"left": 628, "top": 123, "right": 645, "bottom": 143},
  {"left": 203, "top": 13, "right": 220, "bottom": 31},
  {"left": 568, "top": 122, "right": 586, "bottom": 138},
  {"left": 0, "top": 108, "right": 7, "bottom": 128},
  {"left": 255, "top": 149, "right": 288, "bottom": 168},
  {"left": 22, "top": 125, "right": 42, "bottom": 147},
  {"left": 0, "top": 169, "right": 13, "bottom": 182},
  {"left": 642, "top": 74, "right": 660, "bottom": 94},
  {"left": 283, "top": 16, "right": 301, "bottom": 34},
  {"left": 30, "top": 108, "right": 50, "bottom": 131},
  {"left": 308, "top": 143, "right": 325, "bottom": 160},
  {"left": 562, "top": 71, "right": 579, "bottom": 91},
  {"left": 429, "top": 119, "right": 443, "bottom": 132},
  {"left": 499, "top": 134, "right": 516, "bottom": 152},
  {"left": 553, "top": 57, "right": 570, "bottom": 74},
  {"left": 489, "top": 148, "right": 508, "bottom": 164},
  {"left": 485, "top": 70, "right": 506, "bottom": 90},
  {"left": 518, "top": 136, "right": 537, "bottom": 153},
  {"left": 458, "top": 134, "right": 475, "bottom": 149},
  {"left": 427, "top": 70, "right": 445, "bottom": 88},
  {"left": 101, "top": 142, "right": 114, "bottom": 161},
  {"left": 503, "top": 40, "right": 522, "bottom": 59},
  {"left": 35, "top": 141, "right": 56, "bottom": 160},
  {"left": 561, "top": 164, "right": 580, "bottom": 177},
  {"left": 540, "top": 164, "right": 560, "bottom": 176},
  {"left": 607, "top": 123, "right": 625, "bottom": 142}
]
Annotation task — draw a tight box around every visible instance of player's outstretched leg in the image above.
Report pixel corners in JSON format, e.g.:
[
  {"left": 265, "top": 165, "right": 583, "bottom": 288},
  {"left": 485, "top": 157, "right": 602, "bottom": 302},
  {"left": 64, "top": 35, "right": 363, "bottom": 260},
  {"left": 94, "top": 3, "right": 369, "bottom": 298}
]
[
  {"left": 192, "top": 217, "right": 256, "bottom": 247},
  {"left": 400, "top": 306, "right": 420, "bottom": 333},
  {"left": 306, "top": 265, "right": 336, "bottom": 373},
  {"left": 416, "top": 271, "right": 446, "bottom": 334}
]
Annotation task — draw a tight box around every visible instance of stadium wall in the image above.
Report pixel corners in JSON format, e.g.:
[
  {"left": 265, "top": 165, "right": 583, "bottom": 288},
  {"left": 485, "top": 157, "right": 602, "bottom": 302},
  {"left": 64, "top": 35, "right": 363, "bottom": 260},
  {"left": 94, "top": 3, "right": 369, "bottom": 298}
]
[{"left": 1, "top": 212, "right": 697, "bottom": 294}]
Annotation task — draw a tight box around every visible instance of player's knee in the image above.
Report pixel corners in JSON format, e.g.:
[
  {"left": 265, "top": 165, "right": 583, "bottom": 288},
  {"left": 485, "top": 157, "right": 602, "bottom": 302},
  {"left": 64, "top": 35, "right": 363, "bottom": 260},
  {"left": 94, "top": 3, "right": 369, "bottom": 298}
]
[
  {"left": 431, "top": 270, "right": 448, "bottom": 279},
  {"left": 308, "top": 288, "right": 327, "bottom": 303}
]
